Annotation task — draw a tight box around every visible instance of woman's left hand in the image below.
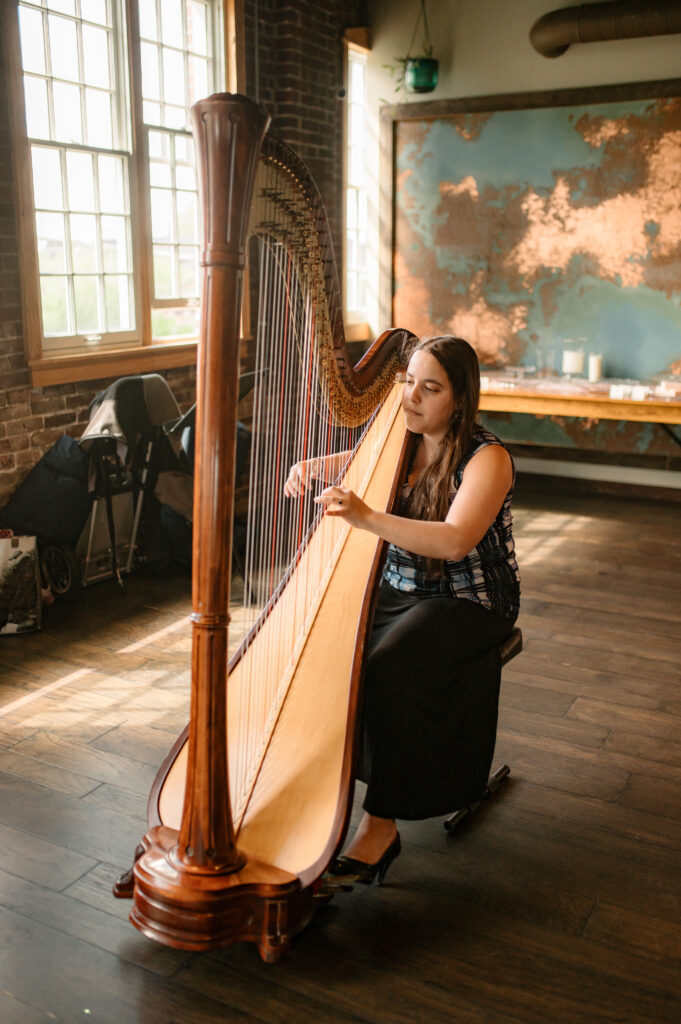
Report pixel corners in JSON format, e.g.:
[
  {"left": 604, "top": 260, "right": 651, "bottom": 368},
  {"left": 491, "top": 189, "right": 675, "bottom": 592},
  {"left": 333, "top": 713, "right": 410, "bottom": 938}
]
[{"left": 315, "top": 486, "right": 371, "bottom": 528}]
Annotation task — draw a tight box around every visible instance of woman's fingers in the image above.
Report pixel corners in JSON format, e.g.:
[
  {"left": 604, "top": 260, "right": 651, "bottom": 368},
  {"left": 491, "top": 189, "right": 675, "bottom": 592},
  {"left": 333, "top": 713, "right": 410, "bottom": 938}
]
[
  {"left": 284, "top": 462, "right": 309, "bottom": 498},
  {"left": 314, "top": 486, "right": 349, "bottom": 512}
]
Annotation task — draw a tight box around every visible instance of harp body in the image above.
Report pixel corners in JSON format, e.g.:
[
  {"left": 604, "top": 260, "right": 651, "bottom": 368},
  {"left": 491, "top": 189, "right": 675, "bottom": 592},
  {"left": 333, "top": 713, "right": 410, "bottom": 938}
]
[{"left": 128, "top": 93, "right": 414, "bottom": 961}]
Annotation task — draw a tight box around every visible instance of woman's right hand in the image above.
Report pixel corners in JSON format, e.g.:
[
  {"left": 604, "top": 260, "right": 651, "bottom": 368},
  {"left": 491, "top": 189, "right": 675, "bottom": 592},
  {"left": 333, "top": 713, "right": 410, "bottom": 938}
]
[{"left": 284, "top": 458, "right": 322, "bottom": 498}]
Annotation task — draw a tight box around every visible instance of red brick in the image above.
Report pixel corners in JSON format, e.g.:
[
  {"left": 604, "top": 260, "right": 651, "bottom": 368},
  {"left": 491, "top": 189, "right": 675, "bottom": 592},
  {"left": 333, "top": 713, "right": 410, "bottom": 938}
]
[
  {"left": 7, "top": 415, "right": 43, "bottom": 434},
  {"left": 15, "top": 449, "right": 41, "bottom": 469},
  {"left": 0, "top": 402, "right": 30, "bottom": 424},
  {"left": 29, "top": 427, "right": 67, "bottom": 447},
  {"left": 0, "top": 434, "right": 29, "bottom": 454},
  {"left": 44, "top": 411, "right": 77, "bottom": 429}
]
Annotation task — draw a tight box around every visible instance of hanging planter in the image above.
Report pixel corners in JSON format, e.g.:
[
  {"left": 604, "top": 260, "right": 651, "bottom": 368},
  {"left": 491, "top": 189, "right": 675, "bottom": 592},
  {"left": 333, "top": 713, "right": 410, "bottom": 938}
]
[
  {"left": 404, "top": 56, "right": 439, "bottom": 94},
  {"left": 384, "top": 1, "right": 439, "bottom": 96}
]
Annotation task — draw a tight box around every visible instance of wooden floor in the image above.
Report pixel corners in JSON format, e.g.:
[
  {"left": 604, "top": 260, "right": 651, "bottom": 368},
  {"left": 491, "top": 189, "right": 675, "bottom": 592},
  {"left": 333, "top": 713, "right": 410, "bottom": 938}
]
[{"left": 0, "top": 483, "right": 680, "bottom": 1023}]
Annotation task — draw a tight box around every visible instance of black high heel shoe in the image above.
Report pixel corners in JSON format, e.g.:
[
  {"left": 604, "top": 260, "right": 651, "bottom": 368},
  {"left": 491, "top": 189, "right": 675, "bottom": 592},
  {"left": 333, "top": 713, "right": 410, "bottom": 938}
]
[{"left": 326, "top": 833, "right": 401, "bottom": 885}]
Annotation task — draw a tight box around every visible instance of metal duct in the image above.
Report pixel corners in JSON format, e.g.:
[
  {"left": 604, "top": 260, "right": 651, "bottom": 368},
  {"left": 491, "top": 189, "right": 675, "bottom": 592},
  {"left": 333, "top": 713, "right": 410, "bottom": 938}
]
[{"left": 530, "top": 0, "right": 681, "bottom": 58}]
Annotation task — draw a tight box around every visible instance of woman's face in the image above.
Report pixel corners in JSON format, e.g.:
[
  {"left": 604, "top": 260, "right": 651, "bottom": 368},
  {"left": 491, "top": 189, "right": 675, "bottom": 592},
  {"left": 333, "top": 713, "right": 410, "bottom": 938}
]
[{"left": 402, "top": 348, "right": 457, "bottom": 441}]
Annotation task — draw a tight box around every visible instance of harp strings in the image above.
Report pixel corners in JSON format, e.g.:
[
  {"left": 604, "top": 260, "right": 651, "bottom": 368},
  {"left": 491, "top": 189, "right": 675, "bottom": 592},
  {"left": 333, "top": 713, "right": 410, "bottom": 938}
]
[{"left": 229, "top": 154, "right": 395, "bottom": 821}]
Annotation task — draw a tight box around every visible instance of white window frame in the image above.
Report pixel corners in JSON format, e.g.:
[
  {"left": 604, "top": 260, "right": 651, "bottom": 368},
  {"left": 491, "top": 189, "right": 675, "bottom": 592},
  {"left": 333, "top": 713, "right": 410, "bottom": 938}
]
[
  {"left": 343, "top": 34, "right": 370, "bottom": 344},
  {"left": 3, "top": 0, "right": 226, "bottom": 386}
]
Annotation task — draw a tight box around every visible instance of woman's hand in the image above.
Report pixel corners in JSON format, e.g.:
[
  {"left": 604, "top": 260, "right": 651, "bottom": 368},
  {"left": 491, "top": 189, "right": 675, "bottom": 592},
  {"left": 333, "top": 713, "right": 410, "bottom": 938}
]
[
  {"left": 284, "top": 458, "right": 322, "bottom": 498},
  {"left": 314, "top": 486, "right": 372, "bottom": 528}
]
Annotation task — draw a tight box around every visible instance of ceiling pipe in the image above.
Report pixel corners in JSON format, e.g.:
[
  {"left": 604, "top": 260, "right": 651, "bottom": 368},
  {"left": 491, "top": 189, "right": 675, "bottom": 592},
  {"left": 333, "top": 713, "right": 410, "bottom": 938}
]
[{"left": 530, "top": 0, "right": 681, "bottom": 58}]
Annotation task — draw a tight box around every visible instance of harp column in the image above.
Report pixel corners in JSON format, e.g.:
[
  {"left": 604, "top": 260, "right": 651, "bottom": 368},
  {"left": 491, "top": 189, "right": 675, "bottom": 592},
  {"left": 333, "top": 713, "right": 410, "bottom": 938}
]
[{"left": 130, "top": 94, "right": 271, "bottom": 949}]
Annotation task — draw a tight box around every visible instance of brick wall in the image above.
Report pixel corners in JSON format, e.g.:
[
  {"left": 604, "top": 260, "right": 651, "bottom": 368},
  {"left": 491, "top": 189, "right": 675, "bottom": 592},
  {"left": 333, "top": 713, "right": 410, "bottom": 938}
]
[{"left": 0, "top": 1, "right": 366, "bottom": 509}]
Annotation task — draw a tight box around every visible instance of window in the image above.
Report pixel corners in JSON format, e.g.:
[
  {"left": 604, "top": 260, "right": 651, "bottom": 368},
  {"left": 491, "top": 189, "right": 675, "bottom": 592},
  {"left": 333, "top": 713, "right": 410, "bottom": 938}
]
[
  {"left": 6, "top": 0, "right": 224, "bottom": 383},
  {"left": 344, "top": 42, "right": 368, "bottom": 336}
]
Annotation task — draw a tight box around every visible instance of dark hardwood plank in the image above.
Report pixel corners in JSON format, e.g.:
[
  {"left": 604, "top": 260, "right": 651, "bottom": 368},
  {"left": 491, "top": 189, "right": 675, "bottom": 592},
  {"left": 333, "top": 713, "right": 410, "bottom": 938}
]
[
  {"left": 10, "top": 732, "right": 159, "bottom": 793},
  {"left": 618, "top": 771, "right": 681, "bottom": 820},
  {"left": 0, "top": 905, "right": 261, "bottom": 1024},
  {"left": 0, "top": 821, "right": 95, "bottom": 890},
  {"left": 583, "top": 901, "right": 681, "bottom": 964}
]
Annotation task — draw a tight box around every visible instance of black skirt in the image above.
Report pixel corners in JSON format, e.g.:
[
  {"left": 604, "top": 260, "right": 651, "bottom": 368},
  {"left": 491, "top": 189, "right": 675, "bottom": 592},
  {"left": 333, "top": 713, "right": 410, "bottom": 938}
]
[{"left": 356, "top": 580, "right": 515, "bottom": 820}]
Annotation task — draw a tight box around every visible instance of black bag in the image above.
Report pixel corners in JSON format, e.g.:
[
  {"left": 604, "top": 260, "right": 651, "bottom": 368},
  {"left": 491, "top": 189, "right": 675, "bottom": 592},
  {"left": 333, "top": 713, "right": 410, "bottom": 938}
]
[{"left": 0, "top": 436, "right": 90, "bottom": 545}]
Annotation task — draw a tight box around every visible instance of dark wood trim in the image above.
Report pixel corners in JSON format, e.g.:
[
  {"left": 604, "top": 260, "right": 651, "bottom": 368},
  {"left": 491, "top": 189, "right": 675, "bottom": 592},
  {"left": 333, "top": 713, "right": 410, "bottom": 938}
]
[{"left": 380, "top": 77, "right": 681, "bottom": 125}]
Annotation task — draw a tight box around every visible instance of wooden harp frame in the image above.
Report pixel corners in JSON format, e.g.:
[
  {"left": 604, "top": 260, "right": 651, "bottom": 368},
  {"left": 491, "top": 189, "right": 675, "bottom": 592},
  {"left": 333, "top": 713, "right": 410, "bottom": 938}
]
[{"left": 124, "top": 93, "right": 414, "bottom": 962}]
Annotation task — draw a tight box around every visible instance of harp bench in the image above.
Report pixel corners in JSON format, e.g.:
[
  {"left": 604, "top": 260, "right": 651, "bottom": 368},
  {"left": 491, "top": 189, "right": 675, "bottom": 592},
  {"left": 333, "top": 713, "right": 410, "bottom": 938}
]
[{"left": 443, "top": 625, "right": 523, "bottom": 832}]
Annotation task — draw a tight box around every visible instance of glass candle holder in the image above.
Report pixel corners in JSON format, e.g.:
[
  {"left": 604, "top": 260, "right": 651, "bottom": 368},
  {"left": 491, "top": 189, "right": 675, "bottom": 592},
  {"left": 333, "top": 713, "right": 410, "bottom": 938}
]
[{"left": 561, "top": 343, "right": 585, "bottom": 376}]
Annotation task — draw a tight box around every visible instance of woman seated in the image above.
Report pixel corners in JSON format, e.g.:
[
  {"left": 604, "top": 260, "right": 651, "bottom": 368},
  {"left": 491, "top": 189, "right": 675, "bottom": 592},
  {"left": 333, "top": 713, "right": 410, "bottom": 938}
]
[{"left": 284, "top": 335, "right": 520, "bottom": 884}]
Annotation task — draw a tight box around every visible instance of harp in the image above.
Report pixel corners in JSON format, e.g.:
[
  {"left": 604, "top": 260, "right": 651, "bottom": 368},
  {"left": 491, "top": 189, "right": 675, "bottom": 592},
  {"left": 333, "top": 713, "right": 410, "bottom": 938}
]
[{"left": 122, "top": 94, "right": 415, "bottom": 962}]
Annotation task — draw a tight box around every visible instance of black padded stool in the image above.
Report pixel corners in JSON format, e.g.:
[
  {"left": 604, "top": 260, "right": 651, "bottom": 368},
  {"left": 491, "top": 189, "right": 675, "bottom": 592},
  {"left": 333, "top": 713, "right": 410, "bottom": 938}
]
[{"left": 443, "top": 626, "right": 523, "bottom": 832}]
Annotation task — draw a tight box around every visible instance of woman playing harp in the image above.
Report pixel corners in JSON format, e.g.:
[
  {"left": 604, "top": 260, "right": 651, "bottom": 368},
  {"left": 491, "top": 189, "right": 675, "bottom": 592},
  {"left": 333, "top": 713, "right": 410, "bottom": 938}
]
[
  {"left": 286, "top": 336, "right": 520, "bottom": 884},
  {"left": 122, "top": 92, "right": 417, "bottom": 962}
]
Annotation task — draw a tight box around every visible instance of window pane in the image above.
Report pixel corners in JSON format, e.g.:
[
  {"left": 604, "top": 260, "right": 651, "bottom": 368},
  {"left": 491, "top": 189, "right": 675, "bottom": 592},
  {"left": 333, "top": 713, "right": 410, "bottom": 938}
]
[
  {"left": 143, "top": 100, "right": 162, "bottom": 125},
  {"left": 151, "top": 189, "right": 173, "bottom": 242},
  {"left": 105, "top": 275, "right": 133, "bottom": 331},
  {"left": 48, "top": 14, "right": 80, "bottom": 82},
  {"left": 19, "top": 7, "right": 46, "bottom": 75},
  {"left": 358, "top": 231, "right": 367, "bottom": 267},
  {"left": 148, "top": 130, "right": 170, "bottom": 160},
  {"left": 346, "top": 272, "right": 357, "bottom": 312},
  {"left": 153, "top": 245, "right": 174, "bottom": 297},
  {"left": 347, "top": 233, "right": 357, "bottom": 268},
  {"left": 47, "top": 1, "right": 76, "bottom": 15},
  {"left": 150, "top": 160, "right": 172, "bottom": 187},
  {"left": 178, "top": 246, "right": 197, "bottom": 296},
  {"left": 176, "top": 191, "right": 197, "bottom": 243},
  {"left": 74, "top": 275, "right": 101, "bottom": 332},
  {"left": 164, "top": 105, "right": 186, "bottom": 129},
  {"left": 163, "top": 48, "right": 185, "bottom": 107},
  {"left": 348, "top": 147, "right": 363, "bottom": 188},
  {"left": 32, "top": 147, "right": 64, "bottom": 209},
  {"left": 175, "top": 161, "right": 195, "bottom": 190},
  {"left": 349, "top": 104, "right": 363, "bottom": 148},
  {"left": 346, "top": 190, "right": 357, "bottom": 230},
  {"left": 41, "top": 275, "right": 70, "bottom": 334},
  {"left": 53, "top": 81, "right": 83, "bottom": 144},
  {"left": 66, "top": 151, "right": 95, "bottom": 211},
  {"left": 101, "top": 216, "right": 128, "bottom": 272},
  {"left": 86, "top": 88, "right": 112, "bottom": 147},
  {"left": 161, "top": 0, "right": 184, "bottom": 48},
  {"left": 82, "top": 25, "right": 110, "bottom": 88},
  {"left": 36, "top": 212, "right": 67, "bottom": 273},
  {"left": 174, "top": 135, "right": 193, "bottom": 163},
  {"left": 139, "top": 0, "right": 158, "bottom": 41},
  {"left": 188, "top": 2, "right": 207, "bottom": 54},
  {"left": 152, "top": 306, "right": 199, "bottom": 338},
  {"left": 188, "top": 55, "right": 208, "bottom": 104},
  {"left": 98, "top": 155, "right": 126, "bottom": 213},
  {"left": 70, "top": 213, "right": 99, "bottom": 272},
  {"left": 141, "top": 41, "right": 160, "bottom": 99},
  {"left": 81, "top": 0, "right": 109, "bottom": 26},
  {"left": 350, "top": 59, "right": 364, "bottom": 99},
  {"left": 24, "top": 76, "right": 50, "bottom": 139}
]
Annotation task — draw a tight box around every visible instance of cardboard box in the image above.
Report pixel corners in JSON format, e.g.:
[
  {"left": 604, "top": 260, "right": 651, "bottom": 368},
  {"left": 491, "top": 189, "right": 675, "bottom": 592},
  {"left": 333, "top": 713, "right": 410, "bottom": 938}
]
[{"left": 0, "top": 535, "right": 42, "bottom": 635}]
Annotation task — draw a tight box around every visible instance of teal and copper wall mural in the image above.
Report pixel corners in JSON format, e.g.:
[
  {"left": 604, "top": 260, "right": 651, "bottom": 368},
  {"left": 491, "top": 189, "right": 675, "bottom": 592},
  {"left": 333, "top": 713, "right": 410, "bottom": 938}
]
[{"left": 385, "top": 81, "right": 681, "bottom": 457}]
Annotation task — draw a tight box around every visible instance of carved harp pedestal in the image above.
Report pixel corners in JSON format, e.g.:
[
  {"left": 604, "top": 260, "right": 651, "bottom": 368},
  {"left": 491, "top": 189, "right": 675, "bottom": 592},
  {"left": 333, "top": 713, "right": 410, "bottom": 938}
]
[{"left": 124, "top": 93, "right": 415, "bottom": 962}]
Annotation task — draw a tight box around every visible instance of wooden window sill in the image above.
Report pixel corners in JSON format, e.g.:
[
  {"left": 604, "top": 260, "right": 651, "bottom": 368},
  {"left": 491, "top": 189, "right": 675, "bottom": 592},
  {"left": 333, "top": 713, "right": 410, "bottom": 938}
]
[{"left": 29, "top": 340, "right": 199, "bottom": 387}]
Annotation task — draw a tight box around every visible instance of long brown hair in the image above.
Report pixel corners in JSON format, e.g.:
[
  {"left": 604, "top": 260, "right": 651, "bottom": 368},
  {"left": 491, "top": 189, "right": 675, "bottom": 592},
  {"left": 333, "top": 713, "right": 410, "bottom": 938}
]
[{"left": 405, "top": 336, "right": 480, "bottom": 568}]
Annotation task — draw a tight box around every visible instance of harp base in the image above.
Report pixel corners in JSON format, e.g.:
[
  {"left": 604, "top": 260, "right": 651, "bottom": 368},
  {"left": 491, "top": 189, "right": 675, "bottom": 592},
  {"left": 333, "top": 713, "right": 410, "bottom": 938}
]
[{"left": 129, "top": 826, "right": 314, "bottom": 963}]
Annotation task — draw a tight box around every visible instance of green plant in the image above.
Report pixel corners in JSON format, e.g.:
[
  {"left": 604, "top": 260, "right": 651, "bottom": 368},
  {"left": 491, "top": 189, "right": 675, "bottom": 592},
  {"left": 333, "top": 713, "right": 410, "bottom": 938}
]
[{"left": 383, "top": 0, "right": 436, "bottom": 95}]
